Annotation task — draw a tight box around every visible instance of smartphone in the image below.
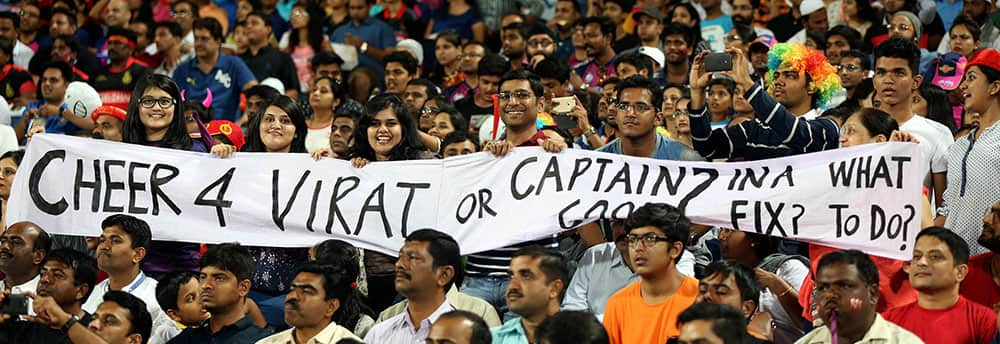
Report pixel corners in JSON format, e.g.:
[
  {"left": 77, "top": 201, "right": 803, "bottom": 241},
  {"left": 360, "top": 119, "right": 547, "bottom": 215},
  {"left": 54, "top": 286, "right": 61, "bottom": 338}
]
[
  {"left": 553, "top": 114, "right": 578, "bottom": 131},
  {"left": 551, "top": 96, "right": 576, "bottom": 114},
  {"left": 704, "top": 53, "right": 733, "bottom": 72},
  {"left": 0, "top": 294, "right": 28, "bottom": 315}
]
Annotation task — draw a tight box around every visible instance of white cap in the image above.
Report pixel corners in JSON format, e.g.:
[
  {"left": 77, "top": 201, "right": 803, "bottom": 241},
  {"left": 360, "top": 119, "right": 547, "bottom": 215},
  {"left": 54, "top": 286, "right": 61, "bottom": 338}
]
[
  {"left": 800, "top": 0, "right": 824, "bottom": 16},
  {"left": 63, "top": 82, "right": 102, "bottom": 119},
  {"left": 638, "top": 47, "right": 665, "bottom": 68},
  {"left": 397, "top": 39, "right": 424, "bottom": 65},
  {"left": 261, "top": 78, "right": 286, "bottom": 95}
]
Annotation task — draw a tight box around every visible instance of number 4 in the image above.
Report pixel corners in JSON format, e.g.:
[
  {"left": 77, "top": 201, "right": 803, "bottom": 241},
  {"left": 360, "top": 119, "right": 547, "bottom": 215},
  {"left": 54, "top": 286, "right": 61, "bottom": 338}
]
[{"left": 195, "top": 168, "right": 235, "bottom": 227}]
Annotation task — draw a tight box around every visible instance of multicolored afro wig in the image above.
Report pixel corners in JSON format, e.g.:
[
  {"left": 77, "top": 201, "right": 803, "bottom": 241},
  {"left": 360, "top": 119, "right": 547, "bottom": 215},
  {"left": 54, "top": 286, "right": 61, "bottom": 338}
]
[{"left": 765, "top": 42, "right": 841, "bottom": 110}]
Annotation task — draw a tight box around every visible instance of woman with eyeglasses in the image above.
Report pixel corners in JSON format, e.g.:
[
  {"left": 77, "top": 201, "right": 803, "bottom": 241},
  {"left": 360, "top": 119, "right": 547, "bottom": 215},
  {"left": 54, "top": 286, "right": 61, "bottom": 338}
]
[
  {"left": 280, "top": 2, "right": 331, "bottom": 92},
  {"left": 121, "top": 74, "right": 210, "bottom": 278},
  {"left": 0, "top": 150, "right": 23, "bottom": 230},
  {"left": 304, "top": 77, "right": 346, "bottom": 153}
]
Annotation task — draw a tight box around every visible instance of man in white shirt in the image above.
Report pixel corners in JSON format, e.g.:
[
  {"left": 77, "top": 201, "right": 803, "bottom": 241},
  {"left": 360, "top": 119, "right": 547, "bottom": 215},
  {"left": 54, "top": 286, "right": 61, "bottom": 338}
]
[
  {"left": 258, "top": 262, "right": 363, "bottom": 344},
  {"left": 0, "top": 221, "right": 50, "bottom": 294},
  {"left": 82, "top": 214, "right": 174, "bottom": 344},
  {"left": 365, "top": 229, "right": 463, "bottom": 343}
]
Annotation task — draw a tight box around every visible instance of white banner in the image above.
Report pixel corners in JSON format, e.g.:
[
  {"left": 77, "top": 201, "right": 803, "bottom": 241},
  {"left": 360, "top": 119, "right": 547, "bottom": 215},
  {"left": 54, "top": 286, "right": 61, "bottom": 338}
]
[{"left": 8, "top": 135, "right": 926, "bottom": 260}]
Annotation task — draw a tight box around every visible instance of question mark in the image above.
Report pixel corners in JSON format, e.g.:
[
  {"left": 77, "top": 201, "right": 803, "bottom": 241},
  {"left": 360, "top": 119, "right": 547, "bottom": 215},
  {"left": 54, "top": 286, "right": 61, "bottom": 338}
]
[
  {"left": 791, "top": 204, "right": 805, "bottom": 236},
  {"left": 899, "top": 204, "right": 916, "bottom": 251}
]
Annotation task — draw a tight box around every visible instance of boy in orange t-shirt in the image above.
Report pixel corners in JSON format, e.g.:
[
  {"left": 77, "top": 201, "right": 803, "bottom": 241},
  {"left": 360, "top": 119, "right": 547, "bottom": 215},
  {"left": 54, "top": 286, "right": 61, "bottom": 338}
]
[{"left": 603, "top": 203, "right": 700, "bottom": 344}]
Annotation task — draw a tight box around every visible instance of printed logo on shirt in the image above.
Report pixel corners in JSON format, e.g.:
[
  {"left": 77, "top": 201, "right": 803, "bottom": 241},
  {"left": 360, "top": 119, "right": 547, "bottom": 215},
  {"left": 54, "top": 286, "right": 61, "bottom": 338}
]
[
  {"left": 215, "top": 70, "right": 232, "bottom": 88},
  {"left": 186, "top": 77, "right": 197, "bottom": 85},
  {"left": 122, "top": 71, "right": 132, "bottom": 85},
  {"left": 4, "top": 84, "right": 12, "bottom": 98}
]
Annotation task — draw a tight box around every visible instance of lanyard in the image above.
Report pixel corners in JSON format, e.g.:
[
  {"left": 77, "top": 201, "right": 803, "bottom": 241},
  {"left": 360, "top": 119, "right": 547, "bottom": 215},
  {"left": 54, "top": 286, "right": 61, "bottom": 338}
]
[{"left": 109, "top": 272, "right": 147, "bottom": 293}]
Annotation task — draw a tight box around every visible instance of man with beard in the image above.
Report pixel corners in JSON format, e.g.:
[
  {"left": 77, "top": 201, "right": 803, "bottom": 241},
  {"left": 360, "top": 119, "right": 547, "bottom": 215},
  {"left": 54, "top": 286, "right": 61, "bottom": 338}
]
[
  {"left": 168, "top": 243, "right": 273, "bottom": 343},
  {"left": 883, "top": 228, "right": 997, "bottom": 343},
  {"left": 574, "top": 17, "right": 617, "bottom": 89},
  {"left": 365, "top": 230, "right": 463, "bottom": 343},
  {"left": 0, "top": 249, "right": 98, "bottom": 343},
  {"left": 92, "top": 27, "right": 150, "bottom": 110},
  {"left": 961, "top": 202, "right": 1000, "bottom": 310},
  {"left": 28, "top": 8, "right": 100, "bottom": 78},
  {"left": 798, "top": 250, "right": 922, "bottom": 343},
  {"left": 91, "top": 0, "right": 131, "bottom": 62},
  {"left": 0, "top": 222, "right": 50, "bottom": 294},
  {"left": 730, "top": 0, "right": 775, "bottom": 41},
  {"left": 16, "top": 61, "right": 92, "bottom": 141},
  {"left": 491, "top": 247, "right": 568, "bottom": 344},
  {"left": 501, "top": 22, "right": 529, "bottom": 71},
  {"left": 662, "top": 24, "right": 695, "bottom": 85},
  {"left": 0, "top": 12, "right": 33, "bottom": 69},
  {"left": 46, "top": 35, "right": 98, "bottom": 82},
  {"left": 444, "top": 41, "right": 486, "bottom": 103},
  {"left": 16, "top": 290, "right": 153, "bottom": 344},
  {"left": 595, "top": 77, "right": 621, "bottom": 142},
  {"left": 257, "top": 263, "right": 363, "bottom": 343},
  {"left": 525, "top": 22, "right": 557, "bottom": 64}
]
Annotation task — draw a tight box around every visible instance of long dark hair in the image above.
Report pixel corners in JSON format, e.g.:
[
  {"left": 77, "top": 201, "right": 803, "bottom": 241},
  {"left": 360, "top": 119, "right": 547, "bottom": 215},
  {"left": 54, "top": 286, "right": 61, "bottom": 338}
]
[
  {"left": 312, "top": 239, "right": 375, "bottom": 329},
  {"left": 347, "top": 94, "right": 426, "bottom": 161},
  {"left": 242, "top": 95, "right": 309, "bottom": 153},
  {"left": 287, "top": 2, "right": 326, "bottom": 54},
  {"left": 851, "top": 108, "right": 899, "bottom": 139},
  {"left": 123, "top": 74, "right": 192, "bottom": 150},
  {"left": 917, "top": 83, "right": 957, "bottom": 133}
]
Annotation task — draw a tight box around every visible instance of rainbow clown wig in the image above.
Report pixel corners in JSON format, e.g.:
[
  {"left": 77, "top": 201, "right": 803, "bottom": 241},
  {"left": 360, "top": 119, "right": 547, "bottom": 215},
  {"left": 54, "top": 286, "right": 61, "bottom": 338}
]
[{"left": 765, "top": 42, "right": 841, "bottom": 110}]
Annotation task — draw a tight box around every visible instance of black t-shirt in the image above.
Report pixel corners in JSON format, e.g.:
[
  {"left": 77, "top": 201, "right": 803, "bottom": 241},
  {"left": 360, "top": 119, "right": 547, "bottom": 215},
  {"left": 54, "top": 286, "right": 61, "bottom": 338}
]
[
  {"left": 0, "top": 311, "right": 93, "bottom": 343},
  {"left": 240, "top": 45, "right": 301, "bottom": 93},
  {"left": 455, "top": 95, "right": 492, "bottom": 123},
  {"left": 93, "top": 59, "right": 150, "bottom": 109},
  {"left": 0, "top": 64, "right": 36, "bottom": 104}
]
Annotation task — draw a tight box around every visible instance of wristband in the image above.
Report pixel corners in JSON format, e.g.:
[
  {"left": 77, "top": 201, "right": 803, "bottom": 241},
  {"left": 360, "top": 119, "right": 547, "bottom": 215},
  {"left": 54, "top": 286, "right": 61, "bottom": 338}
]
[{"left": 61, "top": 315, "right": 79, "bottom": 332}]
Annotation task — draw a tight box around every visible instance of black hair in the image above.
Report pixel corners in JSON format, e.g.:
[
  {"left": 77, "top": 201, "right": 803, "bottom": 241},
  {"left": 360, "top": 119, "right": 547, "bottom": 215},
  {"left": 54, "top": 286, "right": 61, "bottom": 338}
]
[
  {"left": 42, "top": 248, "right": 99, "bottom": 303},
  {"left": 707, "top": 77, "right": 736, "bottom": 96},
  {"left": 478, "top": 53, "right": 511, "bottom": 78},
  {"left": 703, "top": 260, "right": 760, "bottom": 308},
  {"left": 733, "top": 23, "right": 758, "bottom": 45},
  {"left": 246, "top": 11, "right": 272, "bottom": 28},
  {"left": 616, "top": 75, "right": 664, "bottom": 113},
  {"left": 524, "top": 21, "right": 557, "bottom": 42},
  {"left": 501, "top": 22, "right": 530, "bottom": 41},
  {"left": 499, "top": 69, "right": 545, "bottom": 98},
  {"left": 51, "top": 7, "right": 77, "bottom": 26},
  {"left": 192, "top": 17, "right": 224, "bottom": 41},
  {"left": 436, "top": 30, "right": 463, "bottom": 50},
  {"left": 0, "top": 149, "right": 24, "bottom": 166},
  {"left": 316, "top": 76, "right": 349, "bottom": 105},
  {"left": 660, "top": 22, "right": 697, "bottom": 48},
  {"left": 535, "top": 310, "right": 609, "bottom": 344},
  {"left": 463, "top": 40, "right": 488, "bottom": 52},
  {"left": 850, "top": 107, "right": 898, "bottom": 139},
  {"left": 534, "top": 58, "right": 571, "bottom": 84},
  {"left": 511, "top": 246, "right": 571, "bottom": 301},
  {"left": 916, "top": 226, "right": 971, "bottom": 265},
  {"left": 310, "top": 239, "right": 374, "bottom": 330},
  {"left": 183, "top": 100, "right": 214, "bottom": 124},
  {"left": 407, "top": 78, "right": 441, "bottom": 98},
  {"left": 201, "top": 243, "right": 254, "bottom": 281},
  {"left": 816, "top": 249, "right": 880, "bottom": 286},
  {"left": 102, "top": 292, "right": 153, "bottom": 344},
  {"left": 577, "top": 16, "right": 616, "bottom": 42},
  {"left": 807, "top": 30, "right": 827, "bottom": 50},
  {"left": 676, "top": 303, "right": 748, "bottom": 344},
  {"left": 667, "top": 3, "right": 702, "bottom": 29},
  {"left": 243, "top": 95, "right": 309, "bottom": 153},
  {"left": 311, "top": 51, "right": 345, "bottom": 71},
  {"left": 172, "top": 0, "right": 200, "bottom": 18},
  {"left": 437, "top": 310, "right": 493, "bottom": 344},
  {"left": 605, "top": 0, "right": 636, "bottom": 16},
  {"left": 875, "top": 37, "right": 921, "bottom": 76},
  {"left": 0, "top": 38, "right": 13, "bottom": 57},
  {"left": 601, "top": 76, "right": 623, "bottom": 89},
  {"left": 295, "top": 261, "right": 353, "bottom": 302},
  {"left": 826, "top": 25, "right": 863, "bottom": 50},
  {"left": 384, "top": 50, "right": 420, "bottom": 76},
  {"left": 846, "top": 0, "right": 878, "bottom": 23},
  {"left": 100, "top": 214, "right": 152, "bottom": 251},
  {"left": 335, "top": 98, "right": 365, "bottom": 121},
  {"left": 0, "top": 12, "right": 19, "bottom": 31},
  {"left": 625, "top": 203, "right": 690, "bottom": 263},
  {"left": 153, "top": 21, "right": 183, "bottom": 38},
  {"left": 155, "top": 271, "right": 197, "bottom": 311},
  {"left": 288, "top": 1, "right": 326, "bottom": 53},
  {"left": 245, "top": 85, "right": 282, "bottom": 103},
  {"left": 614, "top": 52, "right": 654, "bottom": 78},
  {"left": 841, "top": 50, "right": 871, "bottom": 70},
  {"left": 435, "top": 103, "right": 469, "bottom": 134},
  {"left": 52, "top": 34, "right": 81, "bottom": 56},
  {"left": 124, "top": 74, "right": 192, "bottom": 150},
  {"left": 916, "top": 83, "right": 957, "bottom": 133},
  {"left": 349, "top": 94, "right": 425, "bottom": 161},
  {"left": 405, "top": 229, "right": 464, "bottom": 290},
  {"left": 951, "top": 15, "right": 983, "bottom": 43},
  {"left": 441, "top": 131, "right": 480, "bottom": 152},
  {"left": 822, "top": 103, "right": 858, "bottom": 124}
]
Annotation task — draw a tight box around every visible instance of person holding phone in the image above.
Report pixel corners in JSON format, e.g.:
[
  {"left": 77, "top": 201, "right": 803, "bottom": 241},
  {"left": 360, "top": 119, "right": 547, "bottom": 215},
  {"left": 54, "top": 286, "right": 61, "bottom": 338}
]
[{"left": 688, "top": 44, "right": 841, "bottom": 161}]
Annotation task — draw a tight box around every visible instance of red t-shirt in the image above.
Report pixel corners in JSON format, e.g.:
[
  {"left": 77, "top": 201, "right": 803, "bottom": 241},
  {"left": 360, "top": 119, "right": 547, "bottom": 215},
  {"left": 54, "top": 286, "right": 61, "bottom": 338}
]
[
  {"left": 798, "top": 244, "right": 917, "bottom": 320},
  {"left": 961, "top": 252, "right": 1000, "bottom": 310},
  {"left": 883, "top": 296, "right": 998, "bottom": 344}
]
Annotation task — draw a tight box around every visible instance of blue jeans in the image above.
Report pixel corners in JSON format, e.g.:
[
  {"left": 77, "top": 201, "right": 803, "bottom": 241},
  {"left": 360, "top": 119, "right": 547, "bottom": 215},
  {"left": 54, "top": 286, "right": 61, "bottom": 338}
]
[{"left": 461, "top": 275, "right": 516, "bottom": 322}]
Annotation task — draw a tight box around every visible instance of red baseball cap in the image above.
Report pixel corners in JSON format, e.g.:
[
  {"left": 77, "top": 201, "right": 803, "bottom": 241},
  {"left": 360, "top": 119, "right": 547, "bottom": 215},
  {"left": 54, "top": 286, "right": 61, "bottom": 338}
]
[
  {"left": 90, "top": 105, "right": 127, "bottom": 123},
  {"left": 206, "top": 120, "right": 245, "bottom": 151}
]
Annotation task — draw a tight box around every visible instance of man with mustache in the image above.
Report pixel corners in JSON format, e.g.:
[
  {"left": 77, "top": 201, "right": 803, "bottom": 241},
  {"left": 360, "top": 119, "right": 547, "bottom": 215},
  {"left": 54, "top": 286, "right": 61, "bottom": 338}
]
[
  {"left": 574, "top": 16, "right": 617, "bottom": 89},
  {"left": 168, "top": 243, "right": 272, "bottom": 343},
  {"left": 602, "top": 203, "right": 698, "bottom": 344},
  {"left": 798, "top": 250, "right": 921, "bottom": 343},
  {"left": 0, "top": 221, "right": 50, "bottom": 295},
  {"left": 383, "top": 51, "right": 419, "bottom": 96},
  {"left": 0, "top": 248, "right": 98, "bottom": 343},
  {"left": 13, "top": 290, "right": 153, "bottom": 344},
  {"left": 83, "top": 215, "right": 177, "bottom": 344},
  {"left": 257, "top": 262, "right": 363, "bottom": 343},
  {"left": 90, "top": 105, "right": 126, "bottom": 142},
  {"left": 16, "top": 60, "right": 93, "bottom": 141},
  {"left": 960, "top": 202, "right": 1000, "bottom": 310},
  {"left": 883, "top": 228, "right": 997, "bottom": 343},
  {"left": 364, "top": 229, "right": 466, "bottom": 343},
  {"left": 491, "top": 247, "right": 569, "bottom": 344},
  {"left": 662, "top": 24, "right": 696, "bottom": 85},
  {"left": 501, "top": 22, "right": 529, "bottom": 71}
]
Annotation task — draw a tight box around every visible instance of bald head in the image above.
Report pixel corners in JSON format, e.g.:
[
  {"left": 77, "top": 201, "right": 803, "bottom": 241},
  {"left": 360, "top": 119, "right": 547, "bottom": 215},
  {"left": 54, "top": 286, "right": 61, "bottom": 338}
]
[
  {"left": 428, "top": 311, "right": 492, "bottom": 344},
  {"left": 105, "top": 0, "right": 132, "bottom": 28},
  {"left": 0, "top": 222, "right": 49, "bottom": 279}
]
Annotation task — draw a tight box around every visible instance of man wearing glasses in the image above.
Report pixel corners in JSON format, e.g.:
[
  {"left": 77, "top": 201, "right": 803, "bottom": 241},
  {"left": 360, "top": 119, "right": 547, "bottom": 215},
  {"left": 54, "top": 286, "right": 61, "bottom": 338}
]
[
  {"left": 596, "top": 76, "right": 703, "bottom": 161},
  {"left": 602, "top": 203, "right": 700, "bottom": 344},
  {"left": 837, "top": 50, "right": 871, "bottom": 101}
]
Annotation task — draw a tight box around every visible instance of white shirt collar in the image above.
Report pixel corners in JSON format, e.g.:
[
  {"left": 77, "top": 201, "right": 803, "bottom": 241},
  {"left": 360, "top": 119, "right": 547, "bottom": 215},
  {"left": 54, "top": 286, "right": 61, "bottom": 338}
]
[
  {"left": 395, "top": 299, "right": 455, "bottom": 332},
  {"left": 1, "top": 274, "right": 40, "bottom": 294}
]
